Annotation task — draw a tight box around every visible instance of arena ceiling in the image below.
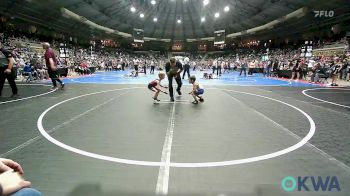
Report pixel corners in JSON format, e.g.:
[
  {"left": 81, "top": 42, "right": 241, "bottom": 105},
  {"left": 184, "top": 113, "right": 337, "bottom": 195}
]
[{"left": 1, "top": 0, "right": 349, "bottom": 41}]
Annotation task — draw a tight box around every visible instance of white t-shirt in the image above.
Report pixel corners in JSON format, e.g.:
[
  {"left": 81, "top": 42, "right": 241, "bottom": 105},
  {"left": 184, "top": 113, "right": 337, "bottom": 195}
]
[
  {"left": 308, "top": 60, "right": 315, "bottom": 68},
  {"left": 213, "top": 60, "right": 217, "bottom": 67},
  {"left": 134, "top": 59, "right": 139, "bottom": 65},
  {"left": 184, "top": 57, "right": 190, "bottom": 64}
]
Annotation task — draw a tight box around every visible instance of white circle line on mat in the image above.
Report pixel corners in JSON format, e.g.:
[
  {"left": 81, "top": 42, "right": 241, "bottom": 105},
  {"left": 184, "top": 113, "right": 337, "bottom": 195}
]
[
  {"left": 1, "top": 84, "right": 55, "bottom": 105},
  {"left": 37, "top": 87, "right": 316, "bottom": 167},
  {"left": 302, "top": 88, "right": 350, "bottom": 109}
]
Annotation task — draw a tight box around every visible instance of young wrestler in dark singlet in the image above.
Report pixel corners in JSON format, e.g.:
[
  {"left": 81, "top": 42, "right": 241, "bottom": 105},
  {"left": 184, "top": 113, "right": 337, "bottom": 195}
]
[{"left": 148, "top": 72, "right": 168, "bottom": 104}]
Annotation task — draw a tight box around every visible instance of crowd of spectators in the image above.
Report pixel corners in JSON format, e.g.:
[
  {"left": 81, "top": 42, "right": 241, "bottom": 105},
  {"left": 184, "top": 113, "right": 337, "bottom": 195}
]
[
  {"left": 3, "top": 36, "right": 170, "bottom": 80},
  {"left": 199, "top": 44, "right": 349, "bottom": 85},
  {"left": 1, "top": 33, "right": 349, "bottom": 86}
]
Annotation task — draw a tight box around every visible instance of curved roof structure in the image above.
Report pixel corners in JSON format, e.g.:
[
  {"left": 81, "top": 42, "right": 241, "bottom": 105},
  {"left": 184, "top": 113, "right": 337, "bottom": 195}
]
[{"left": 1, "top": 0, "right": 349, "bottom": 41}]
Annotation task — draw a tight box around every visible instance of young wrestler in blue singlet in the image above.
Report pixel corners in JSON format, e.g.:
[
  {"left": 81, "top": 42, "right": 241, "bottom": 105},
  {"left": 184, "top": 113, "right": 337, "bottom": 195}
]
[{"left": 188, "top": 75, "right": 204, "bottom": 104}]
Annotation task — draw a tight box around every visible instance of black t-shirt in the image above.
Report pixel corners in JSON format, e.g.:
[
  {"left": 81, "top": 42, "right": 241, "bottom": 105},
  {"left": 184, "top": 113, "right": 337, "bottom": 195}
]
[
  {"left": 341, "top": 63, "right": 347, "bottom": 70},
  {"left": 241, "top": 62, "right": 247, "bottom": 68},
  {"left": 267, "top": 61, "right": 273, "bottom": 68},
  {"left": 331, "top": 64, "right": 341, "bottom": 74},
  {"left": 0, "top": 48, "right": 13, "bottom": 67},
  {"left": 292, "top": 62, "right": 300, "bottom": 71},
  {"left": 165, "top": 61, "right": 183, "bottom": 75}
]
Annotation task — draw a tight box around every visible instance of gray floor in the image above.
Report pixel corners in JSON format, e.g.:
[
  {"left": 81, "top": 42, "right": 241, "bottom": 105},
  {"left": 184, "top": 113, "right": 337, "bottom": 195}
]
[{"left": 0, "top": 84, "right": 350, "bottom": 196}]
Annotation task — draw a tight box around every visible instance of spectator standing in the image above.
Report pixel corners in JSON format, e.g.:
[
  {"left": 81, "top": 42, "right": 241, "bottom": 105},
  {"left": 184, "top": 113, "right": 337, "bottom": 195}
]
[
  {"left": 330, "top": 59, "right": 342, "bottom": 86},
  {"left": 347, "top": 59, "right": 350, "bottom": 81},
  {"left": 43, "top": 42, "right": 65, "bottom": 90},
  {"left": 216, "top": 58, "right": 222, "bottom": 76},
  {"left": 340, "top": 59, "right": 348, "bottom": 80},
  {"left": 239, "top": 59, "right": 247, "bottom": 77},
  {"left": 182, "top": 56, "right": 190, "bottom": 79},
  {"left": 150, "top": 60, "right": 155, "bottom": 74}
]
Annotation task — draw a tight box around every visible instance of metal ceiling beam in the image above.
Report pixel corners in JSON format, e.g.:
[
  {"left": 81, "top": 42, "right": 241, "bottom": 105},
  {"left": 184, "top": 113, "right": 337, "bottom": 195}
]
[
  {"left": 160, "top": 2, "right": 172, "bottom": 39},
  {"left": 65, "top": 1, "right": 87, "bottom": 10},
  {"left": 189, "top": 0, "right": 209, "bottom": 37},
  {"left": 180, "top": 0, "right": 187, "bottom": 39},
  {"left": 170, "top": 0, "right": 178, "bottom": 40},
  {"left": 185, "top": 1, "right": 197, "bottom": 38},
  {"left": 149, "top": 0, "right": 164, "bottom": 37}
]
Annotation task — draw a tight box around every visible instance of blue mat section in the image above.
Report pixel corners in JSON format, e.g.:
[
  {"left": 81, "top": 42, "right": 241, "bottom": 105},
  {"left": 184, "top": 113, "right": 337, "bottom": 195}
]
[{"left": 62, "top": 70, "right": 320, "bottom": 87}]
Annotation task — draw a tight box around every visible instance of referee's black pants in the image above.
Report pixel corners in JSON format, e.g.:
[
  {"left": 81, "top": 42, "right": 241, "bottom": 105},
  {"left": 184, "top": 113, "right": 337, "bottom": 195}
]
[
  {"left": 0, "top": 67, "right": 18, "bottom": 96},
  {"left": 168, "top": 74, "right": 182, "bottom": 98},
  {"left": 217, "top": 66, "right": 222, "bottom": 76},
  {"left": 150, "top": 66, "right": 155, "bottom": 74},
  {"left": 182, "top": 64, "right": 190, "bottom": 79}
]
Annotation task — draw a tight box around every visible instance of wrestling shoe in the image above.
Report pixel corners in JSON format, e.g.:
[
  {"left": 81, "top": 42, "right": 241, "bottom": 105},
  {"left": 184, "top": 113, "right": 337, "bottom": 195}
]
[
  {"left": 10, "top": 94, "right": 19, "bottom": 98},
  {"left": 177, "top": 90, "right": 182, "bottom": 96},
  {"left": 153, "top": 97, "right": 160, "bottom": 102}
]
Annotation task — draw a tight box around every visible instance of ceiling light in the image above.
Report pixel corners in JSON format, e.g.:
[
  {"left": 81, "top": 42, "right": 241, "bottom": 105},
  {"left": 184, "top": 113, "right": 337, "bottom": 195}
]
[
  {"left": 224, "top": 6, "right": 230, "bottom": 12},
  {"left": 203, "top": 0, "right": 209, "bottom": 6},
  {"left": 214, "top": 12, "right": 220, "bottom": 18},
  {"left": 153, "top": 17, "right": 158, "bottom": 22},
  {"left": 130, "top": 6, "right": 136, "bottom": 12},
  {"left": 177, "top": 19, "right": 182, "bottom": 24},
  {"left": 140, "top": 13, "right": 144, "bottom": 18},
  {"left": 201, "top": 17, "right": 206, "bottom": 22},
  {"left": 151, "top": 0, "right": 156, "bottom": 5}
]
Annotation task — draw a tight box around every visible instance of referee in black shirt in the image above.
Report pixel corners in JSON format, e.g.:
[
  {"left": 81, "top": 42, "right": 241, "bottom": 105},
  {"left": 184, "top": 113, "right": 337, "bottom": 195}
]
[
  {"left": 165, "top": 57, "right": 183, "bottom": 102},
  {"left": 0, "top": 42, "right": 18, "bottom": 98}
]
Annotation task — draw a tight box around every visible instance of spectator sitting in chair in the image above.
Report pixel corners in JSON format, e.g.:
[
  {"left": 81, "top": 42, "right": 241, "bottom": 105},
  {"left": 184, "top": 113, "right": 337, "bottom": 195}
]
[
  {"left": 33, "top": 62, "right": 48, "bottom": 80},
  {"left": 23, "top": 62, "right": 33, "bottom": 82},
  {"left": 79, "top": 61, "right": 91, "bottom": 75}
]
